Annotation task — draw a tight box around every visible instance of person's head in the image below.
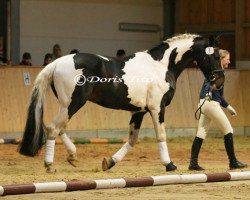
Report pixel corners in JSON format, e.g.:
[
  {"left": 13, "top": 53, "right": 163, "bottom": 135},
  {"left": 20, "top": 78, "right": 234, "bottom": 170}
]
[
  {"left": 70, "top": 49, "right": 79, "bottom": 54},
  {"left": 43, "top": 53, "right": 53, "bottom": 66},
  {"left": 116, "top": 49, "right": 126, "bottom": 59},
  {"left": 52, "top": 44, "right": 62, "bottom": 59},
  {"left": 219, "top": 49, "right": 230, "bottom": 69},
  {"left": 21, "top": 52, "right": 32, "bottom": 65}
]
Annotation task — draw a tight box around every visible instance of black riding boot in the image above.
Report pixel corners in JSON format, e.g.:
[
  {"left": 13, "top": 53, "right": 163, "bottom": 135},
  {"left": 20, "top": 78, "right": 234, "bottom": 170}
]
[
  {"left": 224, "top": 133, "right": 248, "bottom": 169},
  {"left": 188, "top": 137, "right": 205, "bottom": 171}
]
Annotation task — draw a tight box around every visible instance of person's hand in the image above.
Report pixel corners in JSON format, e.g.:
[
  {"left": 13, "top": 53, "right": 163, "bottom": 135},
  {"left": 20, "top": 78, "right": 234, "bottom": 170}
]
[{"left": 227, "top": 105, "right": 237, "bottom": 116}]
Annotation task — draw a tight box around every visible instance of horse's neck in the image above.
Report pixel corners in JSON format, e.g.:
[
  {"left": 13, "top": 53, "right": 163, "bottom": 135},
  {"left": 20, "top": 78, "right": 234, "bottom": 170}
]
[
  {"left": 161, "top": 46, "right": 193, "bottom": 80},
  {"left": 149, "top": 38, "right": 197, "bottom": 80}
]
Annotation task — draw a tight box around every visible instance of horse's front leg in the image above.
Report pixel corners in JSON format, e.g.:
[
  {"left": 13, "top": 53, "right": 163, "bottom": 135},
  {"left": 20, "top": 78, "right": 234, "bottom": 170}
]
[
  {"left": 102, "top": 112, "right": 146, "bottom": 171},
  {"left": 150, "top": 108, "right": 177, "bottom": 171},
  {"left": 59, "top": 132, "right": 78, "bottom": 167}
]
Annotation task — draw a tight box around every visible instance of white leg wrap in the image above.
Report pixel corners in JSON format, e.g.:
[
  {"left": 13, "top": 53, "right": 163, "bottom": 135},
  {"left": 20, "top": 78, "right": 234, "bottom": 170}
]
[
  {"left": 60, "top": 133, "right": 76, "bottom": 154},
  {"left": 45, "top": 140, "right": 55, "bottom": 164},
  {"left": 158, "top": 141, "right": 171, "bottom": 165},
  {"left": 112, "top": 142, "right": 132, "bottom": 163}
]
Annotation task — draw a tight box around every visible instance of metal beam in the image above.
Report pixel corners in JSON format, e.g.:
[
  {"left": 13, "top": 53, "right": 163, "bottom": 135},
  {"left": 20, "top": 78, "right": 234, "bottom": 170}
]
[
  {"left": 162, "top": 0, "right": 175, "bottom": 40},
  {"left": 10, "top": 0, "right": 20, "bottom": 64},
  {"left": 0, "top": 0, "right": 8, "bottom": 62}
]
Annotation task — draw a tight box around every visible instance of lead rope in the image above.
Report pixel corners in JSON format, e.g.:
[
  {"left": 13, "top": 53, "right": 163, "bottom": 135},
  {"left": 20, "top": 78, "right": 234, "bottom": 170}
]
[
  {"left": 195, "top": 91, "right": 211, "bottom": 120},
  {"left": 195, "top": 99, "right": 204, "bottom": 120}
]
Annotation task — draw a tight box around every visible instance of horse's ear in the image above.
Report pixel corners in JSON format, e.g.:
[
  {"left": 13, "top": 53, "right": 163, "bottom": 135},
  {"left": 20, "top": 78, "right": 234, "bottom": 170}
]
[
  {"left": 214, "top": 34, "right": 222, "bottom": 46},
  {"left": 208, "top": 35, "right": 215, "bottom": 46},
  {"left": 208, "top": 35, "right": 221, "bottom": 47}
]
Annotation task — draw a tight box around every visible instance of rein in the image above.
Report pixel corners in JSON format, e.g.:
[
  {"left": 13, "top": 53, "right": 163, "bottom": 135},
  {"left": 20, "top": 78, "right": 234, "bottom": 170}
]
[{"left": 194, "top": 92, "right": 211, "bottom": 120}]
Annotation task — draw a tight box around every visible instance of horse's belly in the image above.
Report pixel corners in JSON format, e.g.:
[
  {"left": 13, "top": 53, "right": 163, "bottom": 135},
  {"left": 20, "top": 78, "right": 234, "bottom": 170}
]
[
  {"left": 125, "top": 86, "right": 147, "bottom": 108},
  {"left": 89, "top": 97, "right": 143, "bottom": 112}
]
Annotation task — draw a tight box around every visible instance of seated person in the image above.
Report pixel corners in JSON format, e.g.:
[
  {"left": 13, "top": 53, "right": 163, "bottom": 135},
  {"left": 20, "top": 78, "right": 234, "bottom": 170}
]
[
  {"left": 43, "top": 53, "right": 53, "bottom": 66},
  {"left": 20, "top": 52, "right": 32, "bottom": 66}
]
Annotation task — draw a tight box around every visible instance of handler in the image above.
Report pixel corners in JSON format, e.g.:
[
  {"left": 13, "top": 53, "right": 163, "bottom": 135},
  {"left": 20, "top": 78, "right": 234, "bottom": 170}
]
[{"left": 188, "top": 49, "right": 248, "bottom": 171}]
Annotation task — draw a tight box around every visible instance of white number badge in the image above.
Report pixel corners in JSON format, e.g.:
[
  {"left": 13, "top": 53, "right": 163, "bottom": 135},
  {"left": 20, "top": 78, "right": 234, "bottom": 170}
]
[{"left": 205, "top": 47, "right": 214, "bottom": 55}]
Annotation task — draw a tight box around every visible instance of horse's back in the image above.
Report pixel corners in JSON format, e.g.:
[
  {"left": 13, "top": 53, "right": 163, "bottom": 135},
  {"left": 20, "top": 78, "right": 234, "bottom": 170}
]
[
  {"left": 73, "top": 53, "right": 102, "bottom": 70},
  {"left": 51, "top": 52, "right": 171, "bottom": 112}
]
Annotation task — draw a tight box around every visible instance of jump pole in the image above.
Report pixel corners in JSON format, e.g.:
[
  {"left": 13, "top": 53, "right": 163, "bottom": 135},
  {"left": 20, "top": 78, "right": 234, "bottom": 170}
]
[{"left": 1, "top": 171, "right": 250, "bottom": 196}]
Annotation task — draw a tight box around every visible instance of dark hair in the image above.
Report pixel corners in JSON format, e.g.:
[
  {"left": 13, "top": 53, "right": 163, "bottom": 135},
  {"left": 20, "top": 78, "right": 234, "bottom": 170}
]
[
  {"left": 116, "top": 49, "right": 126, "bottom": 57},
  {"left": 53, "top": 44, "right": 61, "bottom": 50},
  {"left": 22, "top": 52, "right": 31, "bottom": 60},
  {"left": 70, "top": 49, "right": 79, "bottom": 54},
  {"left": 44, "top": 53, "right": 52, "bottom": 60},
  {"left": 53, "top": 44, "right": 61, "bottom": 54},
  {"left": 43, "top": 53, "right": 53, "bottom": 66}
]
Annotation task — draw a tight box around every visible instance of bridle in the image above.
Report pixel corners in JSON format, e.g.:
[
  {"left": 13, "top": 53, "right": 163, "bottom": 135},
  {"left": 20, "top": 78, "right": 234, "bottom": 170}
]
[
  {"left": 202, "top": 47, "right": 225, "bottom": 89},
  {"left": 209, "top": 68, "right": 225, "bottom": 90},
  {"left": 209, "top": 69, "right": 224, "bottom": 81},
  {"left": 194, "top": 47, "right": 225, "bottom": 120}
]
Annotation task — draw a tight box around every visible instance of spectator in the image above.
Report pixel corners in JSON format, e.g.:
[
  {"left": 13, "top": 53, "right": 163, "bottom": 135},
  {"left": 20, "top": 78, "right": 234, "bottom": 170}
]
[
  {"left": 0, "top": 57, "right": 10, "bottom": 65},
  {"left": 20, "top": 52, "right": 32, "bottom": 66},
  {"left": 52, "top": 44, "right": 63, "bottom": 60},
  {"left": 116, "top": 49, "right": 126, "bottom": 60},
  {"left": 0, "top": 56, "right": 5, "bottom": 65},
  {"left": 43, "top": 53, "right": 53, "bottom": 66},
  {"left": 70, "top": 49, "right": 79, "bottom": 54}
]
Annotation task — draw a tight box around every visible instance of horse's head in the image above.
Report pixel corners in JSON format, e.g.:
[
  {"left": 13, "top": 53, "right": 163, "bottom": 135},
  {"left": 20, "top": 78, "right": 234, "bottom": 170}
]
[{"left": 192, "top": 36, "right": 225, "bottom": 89}]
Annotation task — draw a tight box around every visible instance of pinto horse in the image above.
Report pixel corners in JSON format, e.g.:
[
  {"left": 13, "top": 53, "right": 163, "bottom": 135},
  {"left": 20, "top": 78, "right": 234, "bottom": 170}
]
[{"left": 19, "top": 34, "right": 222, "bottom": 173}]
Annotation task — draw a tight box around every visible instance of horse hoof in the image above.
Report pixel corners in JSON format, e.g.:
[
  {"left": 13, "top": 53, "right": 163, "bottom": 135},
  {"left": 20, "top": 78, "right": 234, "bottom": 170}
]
[
  {"left": 67, "top": 154, "right": 78, "bottom": 167},
  {"left": 102, "top": 157, "right": 116, "bottom": 171},
  {"left": 46, "top": 167, "right": 57, "bottom": 174},
  {"left": 44, "top": 163, "right": 57, "bottom": 173},
  {"left": 166, "top": 161, "right": 177, "bottom": 171}
]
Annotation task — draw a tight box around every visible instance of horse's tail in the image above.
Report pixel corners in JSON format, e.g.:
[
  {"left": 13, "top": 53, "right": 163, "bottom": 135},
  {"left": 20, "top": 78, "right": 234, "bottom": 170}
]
[{"left": 19, "top": 62, "right": 56, "bottom": 156}]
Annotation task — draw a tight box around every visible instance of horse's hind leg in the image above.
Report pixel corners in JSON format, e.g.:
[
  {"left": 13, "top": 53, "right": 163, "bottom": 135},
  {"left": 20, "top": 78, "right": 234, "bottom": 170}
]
[
  {"left": 44, "top": 106, "right": 69, "bottom": 173},
  {"left": 102, "top": 112, "right": 146, "bottom": 171},
  {"left": 59, "top": 132, "right": 78, "bottom": 167}
]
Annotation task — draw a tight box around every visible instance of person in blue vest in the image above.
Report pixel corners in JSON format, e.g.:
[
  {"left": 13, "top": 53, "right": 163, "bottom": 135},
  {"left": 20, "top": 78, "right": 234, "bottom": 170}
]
[{"left": 189, "top": 49, "right": 248, "bottom": 170}]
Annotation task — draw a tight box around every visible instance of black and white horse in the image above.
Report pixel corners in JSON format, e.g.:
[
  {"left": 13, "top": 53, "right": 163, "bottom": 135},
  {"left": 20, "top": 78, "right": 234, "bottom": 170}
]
[{"left": 19, "top": 33, "right": 222, "bottom": 173}]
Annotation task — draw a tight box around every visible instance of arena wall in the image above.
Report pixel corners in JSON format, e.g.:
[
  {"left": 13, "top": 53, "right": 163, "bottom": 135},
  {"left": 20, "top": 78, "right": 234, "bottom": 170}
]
[{"left": 0, "top": 67, "right": 249, "bottom": 138}]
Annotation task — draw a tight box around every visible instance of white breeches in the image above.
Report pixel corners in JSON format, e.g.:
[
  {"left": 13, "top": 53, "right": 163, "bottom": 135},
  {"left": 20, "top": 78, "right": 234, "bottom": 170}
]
[{"left": 196, "top": 99, "right": 233, "bottom": 139}]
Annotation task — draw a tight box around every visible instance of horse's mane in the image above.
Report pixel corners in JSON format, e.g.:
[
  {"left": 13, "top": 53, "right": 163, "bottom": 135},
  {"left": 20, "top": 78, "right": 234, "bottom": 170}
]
[
  {"left": 147, "top": 33, "right": 201, "bottom": 55},
  {"left": 164, "top": 33, "right": 200, "bottom": 44}
]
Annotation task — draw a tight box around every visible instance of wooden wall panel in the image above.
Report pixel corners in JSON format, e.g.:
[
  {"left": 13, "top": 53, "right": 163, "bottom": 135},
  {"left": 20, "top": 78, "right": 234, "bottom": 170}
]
[
  {"left": 187, "top": 0, "right": 209, "bottom": 25},
  {"left": 239, "top": 0, "right": 250, "bottom": 60},
  {"left": 175, "top": 0, "right": 235, "bottom": 27},
  {"left": 175, "top": 0, "right": 250, "bottom": 61},
  {"left": 244, "top": 0, "right": 250, "bottom": 22},
  {"left": 212, "top": 0, "right": 235, "bottom": 23},
  {"left": 174, "top": 0, "right": 190, "bottom": 25},
  {"left": 0, "top": 67, "right": 249, "bottom": 133},
  {"left": 223, "top": 70, "right": 244, "bottom": 126},
  {"left": 219, "top": 34, "right": 236, "bottom": 68},
  {"left": 240, "top": 71, "right": 250, "bottom": 126},
  {"left": 244, "top": 29, "right": 250, "bottom": 58}
]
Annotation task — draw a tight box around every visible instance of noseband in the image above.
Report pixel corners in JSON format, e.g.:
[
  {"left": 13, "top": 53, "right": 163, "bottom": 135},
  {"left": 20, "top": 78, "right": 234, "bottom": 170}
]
[{"left": 209, "top": 69, "right": 225, "bottom": 90}]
